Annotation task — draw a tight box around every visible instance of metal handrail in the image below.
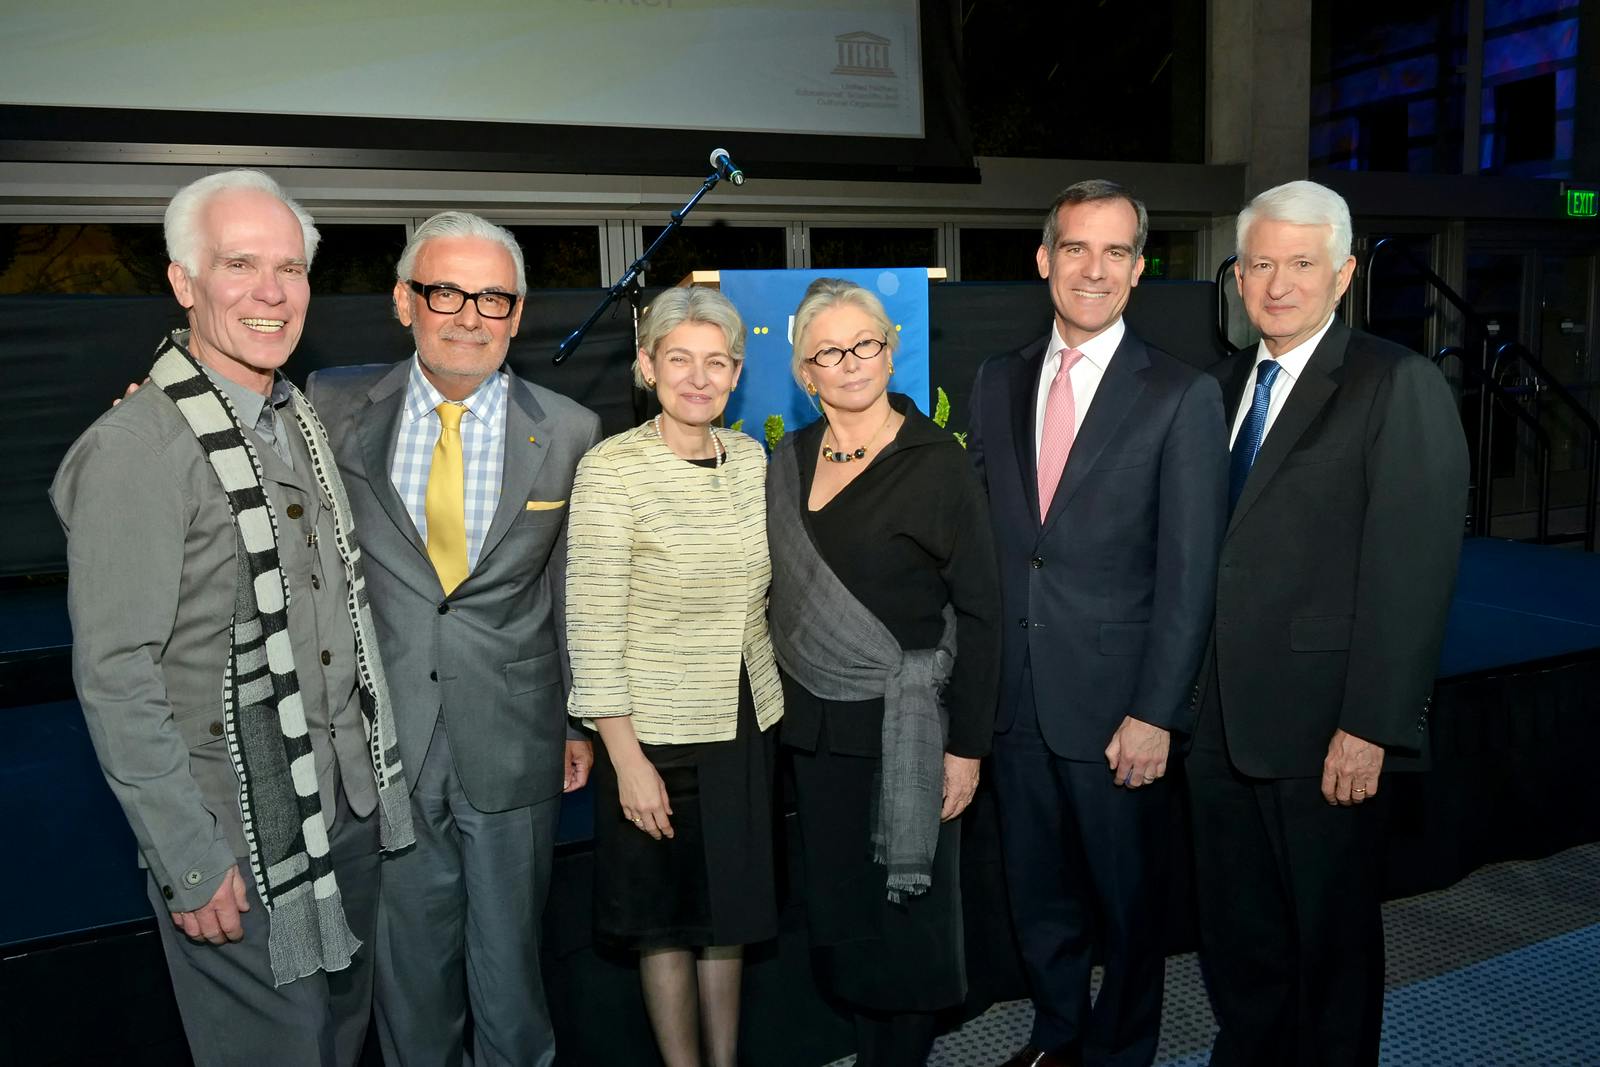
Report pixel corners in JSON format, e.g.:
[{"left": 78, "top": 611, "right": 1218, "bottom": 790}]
[
  {"left": 1436, "top": 346, "right": 1552, "bottom": 543},
  {"left": 1365, "top": 238, "right": 1479, "bottom": 328},
  {"left": 1490, "top": 342, "right": 1600, "bottom": 550},
  {"left": 1214, "top": 255, "right": 1239, "bottom": 354},
  {"left": 1367, "top": 238, "right": 1597, "bottom": 549}
]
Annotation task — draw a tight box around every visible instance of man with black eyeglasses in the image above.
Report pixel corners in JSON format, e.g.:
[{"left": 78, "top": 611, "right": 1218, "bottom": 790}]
[{"left": 307, "top": 211, "right": 602, "bottom": 1067}]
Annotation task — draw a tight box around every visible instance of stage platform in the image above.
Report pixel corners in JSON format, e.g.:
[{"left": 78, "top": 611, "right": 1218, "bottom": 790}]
[
  {"left": 3, "top": 536, "right": 1599, "bottom": 1064},
  {"left": 2, "top": 537, "right": 1597, "bottom": 949}
]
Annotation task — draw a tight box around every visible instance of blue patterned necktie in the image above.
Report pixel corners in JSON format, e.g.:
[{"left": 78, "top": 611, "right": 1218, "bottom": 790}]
[{"left": 1228, "top": 359, "right": 1283, "bottom": 510}]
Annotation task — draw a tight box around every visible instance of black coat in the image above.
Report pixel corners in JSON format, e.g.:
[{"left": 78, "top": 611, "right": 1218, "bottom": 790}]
[
  {"left": 777, "top": 395, "right": 1003, "bottom": 759},
  {"left": 1200, "top": 319, "right": 1470, "bottom": 777}
]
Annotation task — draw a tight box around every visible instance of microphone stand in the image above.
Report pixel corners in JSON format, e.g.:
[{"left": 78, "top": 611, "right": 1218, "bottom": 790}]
[{"left": 553, "top": 163, "right": 735, "bottom": 366}]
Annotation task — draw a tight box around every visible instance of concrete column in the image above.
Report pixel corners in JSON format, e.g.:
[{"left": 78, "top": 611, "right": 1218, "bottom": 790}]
[
  {"left": 1207, "top": 0, "right": 1312, "bottom": 195},
  {"left": 1577, "top": 0, "right": 1600, "bottom": 180},
  {"left": 1206, "top": 0, "right": 1313, "bottom": 316}
]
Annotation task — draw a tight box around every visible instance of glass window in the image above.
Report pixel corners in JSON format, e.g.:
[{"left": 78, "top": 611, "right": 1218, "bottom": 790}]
[
  {"left": 1141, "top": 231, "right": 1200, "bottom": 281},
  {"left": 959, "top": 228, "right": 1041, "bottom": 282},
  {"left": 963, "top": 0, "right": 1205, "bottom": 162},
  {"left": 311, "top": 225, "right": 408, "bottom": 294},
  {"left": 507, "top": 224, "right": 603, "bottom": 289},
  {"left": 0, "top": 223, "right": 168, "bottom": 295},
  {"left": 637, "top": 224, "right": 785, "bottom": 287},
  {"left": 809, "top": 227, "right": 938, "bottom": 270},
  {"left": 1310, "top": 1, "right": 1468, "bottom": 173}
]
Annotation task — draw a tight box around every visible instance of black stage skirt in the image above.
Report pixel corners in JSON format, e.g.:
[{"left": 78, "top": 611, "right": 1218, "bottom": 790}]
[
  {"left": 592, "top": 667, "right": 778, "bottom": 950},
  {"left": 788, "top": 719, "right": 966, "bottom": 1013}
]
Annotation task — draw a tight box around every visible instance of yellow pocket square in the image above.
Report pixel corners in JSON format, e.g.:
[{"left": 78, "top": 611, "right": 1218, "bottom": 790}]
[{"left": 525, "top": 500, "right": 567, "bottom": 511}]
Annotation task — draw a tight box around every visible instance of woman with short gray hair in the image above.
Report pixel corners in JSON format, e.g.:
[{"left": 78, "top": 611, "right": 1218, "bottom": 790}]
[{"left": 565, "top": 286, "right": 781, "bottom": 1067}]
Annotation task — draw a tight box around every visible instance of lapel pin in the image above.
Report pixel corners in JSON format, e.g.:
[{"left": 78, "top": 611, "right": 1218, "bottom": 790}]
[{"left": 528, "top": 435, "right": 537, "bottom": 444}]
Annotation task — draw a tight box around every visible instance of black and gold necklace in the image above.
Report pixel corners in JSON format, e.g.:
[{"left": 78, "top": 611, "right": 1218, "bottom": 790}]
[{"left": 821, "top": 406, "right": 895, "bottom": 463}]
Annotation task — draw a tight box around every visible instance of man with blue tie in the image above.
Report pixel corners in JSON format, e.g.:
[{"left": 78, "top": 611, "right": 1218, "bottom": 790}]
[
  {"left": 1188, "top": 180, "right": 1469, "bottom": 1067},
  {"left": 969, "top": 180, "right": 1229, "bottom": 1067}
]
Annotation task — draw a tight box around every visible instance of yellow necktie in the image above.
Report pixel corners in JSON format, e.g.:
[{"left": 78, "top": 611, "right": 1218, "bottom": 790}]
[{"left": 426, "top": 402, "right": 468, "bottom": 594}]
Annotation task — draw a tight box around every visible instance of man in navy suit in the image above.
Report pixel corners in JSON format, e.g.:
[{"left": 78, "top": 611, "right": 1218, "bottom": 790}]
[{"left": 969, "top": 180, "right": 1229, "bottom": 1067}]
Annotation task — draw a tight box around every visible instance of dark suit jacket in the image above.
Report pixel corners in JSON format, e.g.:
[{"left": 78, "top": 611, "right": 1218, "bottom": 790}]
[
  {"left": 307, "top": 363, "right": 602, "bottom": 812},
  {"left": 1201, "top": 320, "right": 1469, "bottom": 778},
  {"left": 970, "top": 325, "right": 1229, "bottom": 761}
]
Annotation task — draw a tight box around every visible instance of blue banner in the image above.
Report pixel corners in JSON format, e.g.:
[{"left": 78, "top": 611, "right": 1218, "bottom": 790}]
[{"left": 716, "top": 268, "right": 930, "bottom": 446}]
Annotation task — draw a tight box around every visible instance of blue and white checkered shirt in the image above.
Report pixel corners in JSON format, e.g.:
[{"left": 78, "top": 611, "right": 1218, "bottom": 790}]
[{"left": 390, "top": 356, "right": 507, "bottom": 572}]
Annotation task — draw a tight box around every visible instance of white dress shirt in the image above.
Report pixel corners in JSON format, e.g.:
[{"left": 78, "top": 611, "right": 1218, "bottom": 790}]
[
  {"left": 389, "top": 357, "right": 507, "bottom": 571},
  {"left": 1034, "top": 317, "right": 1125, "bottom": 458},
  {"left": 1228, "top": 314, "right": 1337, "bottom": 448}
]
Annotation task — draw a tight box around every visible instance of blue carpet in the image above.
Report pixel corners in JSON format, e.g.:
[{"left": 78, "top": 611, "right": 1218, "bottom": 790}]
[{"left": 1380, "top": 924, "right": 1600, "bottom": 1065}]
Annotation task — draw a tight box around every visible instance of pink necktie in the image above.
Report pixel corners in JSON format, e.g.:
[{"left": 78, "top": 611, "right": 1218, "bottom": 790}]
[{"left": 1037, "top": 347, "right": 1086, "bottom": 521}]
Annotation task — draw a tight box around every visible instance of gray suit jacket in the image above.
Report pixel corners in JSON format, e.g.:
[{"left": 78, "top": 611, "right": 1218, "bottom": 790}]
[
  {"left": 307, "top": 362, "right": 602, "bottom": 813},
  {"left": 51, "top": 383, "right": 372, "bottom": 912}
]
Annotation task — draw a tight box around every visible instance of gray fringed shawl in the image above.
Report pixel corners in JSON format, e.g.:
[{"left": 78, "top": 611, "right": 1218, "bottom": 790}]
[
  {"left": 765, "top": 435, "right": 955, "bottom": 902},
  {"left": 150, "top": 332, "right": 414, "bottom": 985}
]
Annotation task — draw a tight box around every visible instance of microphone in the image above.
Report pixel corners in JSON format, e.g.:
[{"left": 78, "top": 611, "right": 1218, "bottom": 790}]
[{"left": 709, "top": 147, "right": 746, "bottom": 186}]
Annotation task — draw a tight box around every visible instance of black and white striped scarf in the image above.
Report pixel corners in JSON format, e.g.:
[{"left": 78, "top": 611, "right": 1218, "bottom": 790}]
[{"left": 149, "top": 332, "right": 413, "bottom": 986}]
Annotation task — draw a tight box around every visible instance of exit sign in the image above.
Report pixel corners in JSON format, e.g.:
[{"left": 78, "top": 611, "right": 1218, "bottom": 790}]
[{"left": 1569, "top": 188, "right": 1598, "bottom": 218}]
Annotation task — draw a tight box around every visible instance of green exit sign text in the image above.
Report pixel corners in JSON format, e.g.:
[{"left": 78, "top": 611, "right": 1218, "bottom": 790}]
[{"left": 1569, "top": 188, "right": 1598, "bottom": 218}]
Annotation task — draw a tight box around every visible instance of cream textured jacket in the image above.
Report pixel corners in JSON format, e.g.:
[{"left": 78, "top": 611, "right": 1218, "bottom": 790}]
[{"left": 565, "top": 422, "right": 783, "bottom": 743}]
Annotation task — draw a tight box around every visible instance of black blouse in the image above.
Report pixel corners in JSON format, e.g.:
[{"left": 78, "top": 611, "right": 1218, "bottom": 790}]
[{"left": 779, "top": 395, "right": 1002, "bottom": 759}]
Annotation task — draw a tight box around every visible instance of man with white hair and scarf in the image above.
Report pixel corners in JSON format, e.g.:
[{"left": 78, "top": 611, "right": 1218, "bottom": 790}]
[
  {"left": 307, "top": 211, "right": 601, "bottom": 1067},
  {"left": 52, "top": 169, "right": 414, "bottom": 1065}
]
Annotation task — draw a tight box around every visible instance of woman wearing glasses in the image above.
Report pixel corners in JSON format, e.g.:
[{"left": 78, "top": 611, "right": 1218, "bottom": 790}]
[
  {"left": 565, "top": 287, "right": 782, "bottom": 1067},
  {"left": 766, "top": 278, "right": 1001, "bottom": 1066}
]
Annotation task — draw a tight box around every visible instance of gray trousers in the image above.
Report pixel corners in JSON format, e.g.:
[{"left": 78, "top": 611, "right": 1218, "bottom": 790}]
[
  {"left": 146, "top": 798, "right": 380, "bottom": 1067},
  {"left": 376, "top": 719, "right": 559, "bottom": 1067}
]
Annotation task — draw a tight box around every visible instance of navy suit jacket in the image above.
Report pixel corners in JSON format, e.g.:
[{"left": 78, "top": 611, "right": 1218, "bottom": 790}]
[{"left": 969, "top": 325, "right": 1228, "bottom": 761}]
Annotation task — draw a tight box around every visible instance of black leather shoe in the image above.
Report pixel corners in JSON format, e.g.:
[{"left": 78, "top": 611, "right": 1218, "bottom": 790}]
[{"left": 996, "top": 1045, "right": 1075, "bottom": 1067}]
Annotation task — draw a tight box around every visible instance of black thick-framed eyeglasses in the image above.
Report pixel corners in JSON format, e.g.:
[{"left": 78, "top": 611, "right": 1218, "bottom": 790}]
[
  {"left": 407, "top": 280, "right": 520, "bottom": 320},
  {"left": 807, "top": 336, "right": 888, "bottom": 367}
]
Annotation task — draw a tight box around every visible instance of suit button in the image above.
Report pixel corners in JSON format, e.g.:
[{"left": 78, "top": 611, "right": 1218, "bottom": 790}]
[
  {"left": 184, "top": 869, "right": 203, "bottom": 887},
  {"left": 437, "top": 602, "right": 450, "bottom": 615},
  {"left": 162, "top": 885, "right": 174, "bottom": 901},
  {"left": 286, "top": 503, "right": 304, "bottom": 520},
  {"left": 311, "top": 574, "right": 321, "bottom": 590},
  {"left": 209, "top": 720, "right": 223, "bottom": 737},
  {"left": 321, "top": 650, "right": 332, "bottom": 666},
  {"left": 1018, "top": 617, "right": 1029, "bottom": 628},
  {"left": 1031, "top": 557, "right": 1044, "bottom": 569},
  {"left": 430, "top": 670, "right": 438, "bottom": 682}
]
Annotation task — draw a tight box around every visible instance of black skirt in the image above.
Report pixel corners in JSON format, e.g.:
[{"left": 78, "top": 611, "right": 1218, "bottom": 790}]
[
  {"left": 591, "top": 667, "right": 778, "bottom": 950},
  {"left": 787, "top": 717, "right": 967, "bottom": 1013}
]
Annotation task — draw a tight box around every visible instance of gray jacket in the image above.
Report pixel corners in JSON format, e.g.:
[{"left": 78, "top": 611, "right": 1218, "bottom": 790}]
[
  {"left": 306, "top": 362, "right": 601, "bottom": 812},
  {"left": 51, "top": 384, "right": 375, "bottom": 911}
]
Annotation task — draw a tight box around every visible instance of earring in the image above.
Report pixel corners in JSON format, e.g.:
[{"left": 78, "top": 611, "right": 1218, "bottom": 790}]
[
  {"left": 805, "top": 381, "right": 818, "bottom": 396},
  {"left": 645, "top": 377, "right": 657, "bottom": 389},
  {"left": 887, "top": 359, "right": 895, "bottom": 374}
]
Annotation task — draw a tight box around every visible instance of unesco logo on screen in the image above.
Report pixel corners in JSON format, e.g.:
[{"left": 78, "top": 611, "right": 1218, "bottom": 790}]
[{"left": 832, "top": 31, "right": 896, "bottom": 78}]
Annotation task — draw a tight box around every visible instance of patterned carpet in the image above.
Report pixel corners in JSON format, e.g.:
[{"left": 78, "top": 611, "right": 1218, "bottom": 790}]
[{"left": 823, "top": 842, "right": 1600, "bottom": 1066}]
